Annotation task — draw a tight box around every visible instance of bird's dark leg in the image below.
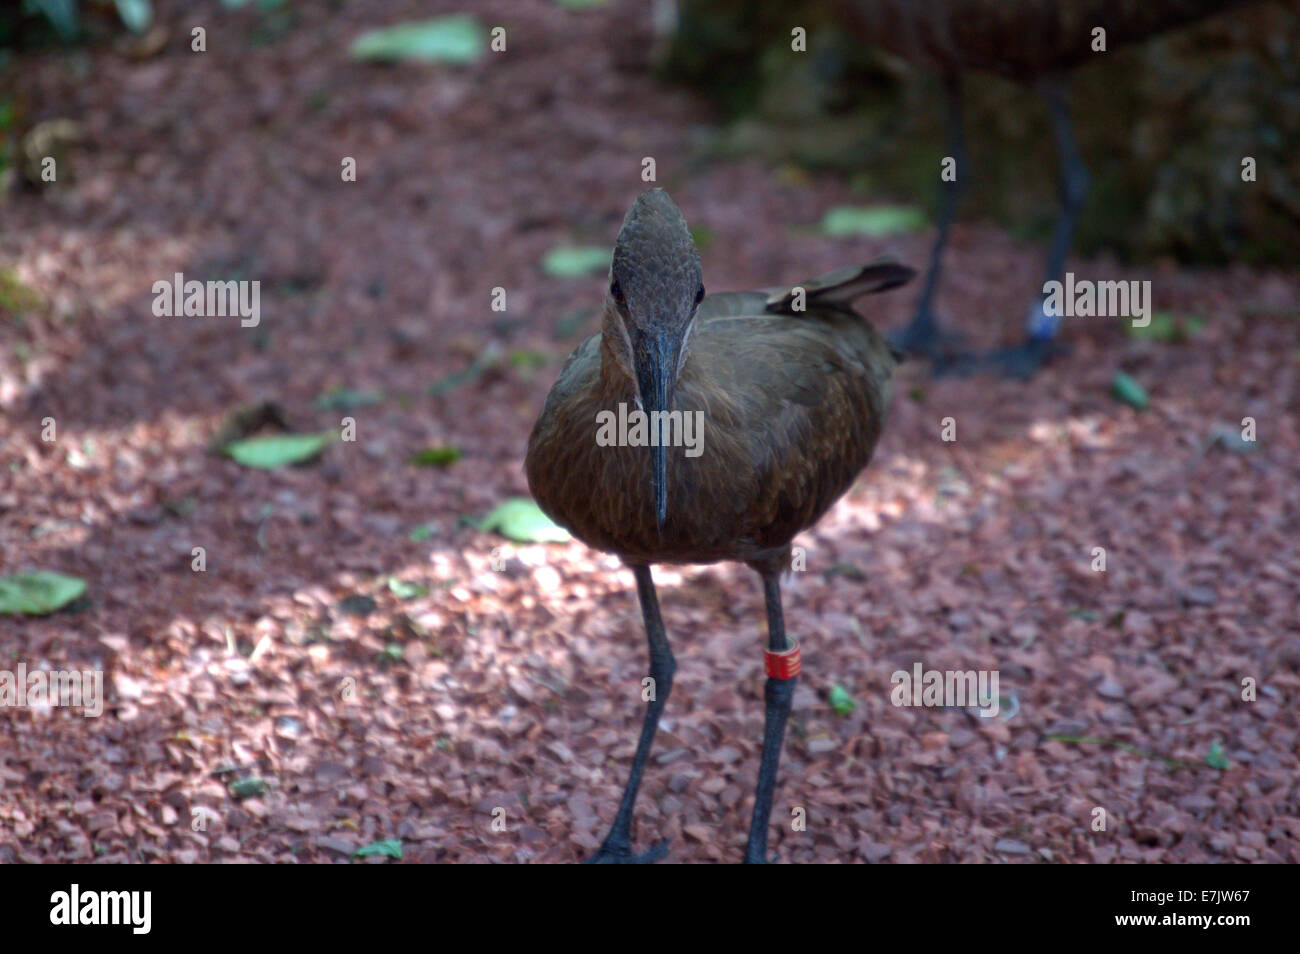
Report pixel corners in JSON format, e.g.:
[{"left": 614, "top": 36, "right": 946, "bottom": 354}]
[
  {"left": 743, "top": 568, "right": 799, "bottom": 864},
  {"left": 1035, "top": 78, "right": 1090, "bottom": 337},
  {"left": 890, "top": 72, "right": 969, "bottom": 366},
  {"left": 988, "top": 77, "right": 1089, "bottom": 378},
  {"left": 584, "top": 564, "right": 674, "bottom": 864}
]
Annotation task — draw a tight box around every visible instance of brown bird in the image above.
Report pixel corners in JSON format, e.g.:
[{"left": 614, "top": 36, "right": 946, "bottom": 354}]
[
  {"left": 525, "top": 188, "right": 912, "bottom": 863},
  {"left": 836, "top": 0, "right": 1260, "bottom": 375}
]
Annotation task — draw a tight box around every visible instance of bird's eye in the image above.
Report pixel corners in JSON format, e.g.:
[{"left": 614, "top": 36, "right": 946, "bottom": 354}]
[
  {"left": 610, "top": 281, "right": 625, "bottom": 306},
  {"left": 694, "top": 285, "right": 705, "bottom": 305}
]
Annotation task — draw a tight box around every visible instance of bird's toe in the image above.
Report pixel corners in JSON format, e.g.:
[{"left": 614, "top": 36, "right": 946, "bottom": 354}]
[
  {"left": 582, "top": 838, "right": 671, "bottom": 864},
  {"left": 888, "top": 316, "right": 968, "bottom": 363}
]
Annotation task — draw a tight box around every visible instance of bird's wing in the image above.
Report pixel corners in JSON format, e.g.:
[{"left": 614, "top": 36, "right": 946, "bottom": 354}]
[
  {"left": 761, "top": 261, "right": 914, "bottom": 313},
  {"left": 684, "top": 314, "right": 892, "bottom": 552},
  {"left": 697, "top": 260, "right": 913, "bottom": 323},
  {"left": 684, "top": 261, "right": 907, "bottom": 550}
]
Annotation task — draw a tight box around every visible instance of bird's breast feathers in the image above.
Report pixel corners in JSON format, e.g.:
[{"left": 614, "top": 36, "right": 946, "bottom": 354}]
[{"left": 526, "top": 315, "right": 893, "bottom": 563}]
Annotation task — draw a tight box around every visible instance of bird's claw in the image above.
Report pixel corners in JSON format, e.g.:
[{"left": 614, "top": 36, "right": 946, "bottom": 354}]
[
  {"left": 583, "top": 838, "right": 671, "bottom": 864},
  {"left": 887, "top": 317, "right": 968, "bottom": 364}
]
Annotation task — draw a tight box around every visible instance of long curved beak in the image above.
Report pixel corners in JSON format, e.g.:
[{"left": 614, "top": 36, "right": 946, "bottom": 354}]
[{"left": 632, "top": 327, "right": 683, "bottom": 529}]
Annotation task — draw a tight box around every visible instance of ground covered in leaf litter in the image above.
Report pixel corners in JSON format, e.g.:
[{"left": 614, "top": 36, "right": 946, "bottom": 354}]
[{"left": 1, "top": 0, "right": 1297, "bottom": 864}]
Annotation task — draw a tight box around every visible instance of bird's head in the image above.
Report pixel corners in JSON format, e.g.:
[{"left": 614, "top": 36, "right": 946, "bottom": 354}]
[{"left": 605, "top": 188, "right": 705, "bottom": 528}]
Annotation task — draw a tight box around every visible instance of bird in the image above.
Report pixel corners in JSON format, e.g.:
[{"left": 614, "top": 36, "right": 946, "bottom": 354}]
[
  {"left": 837, "top": 0, "right": 1259, "bottom": 375},
  {"left": 525, "top": 188, "right": 913, "bottom": 863}
]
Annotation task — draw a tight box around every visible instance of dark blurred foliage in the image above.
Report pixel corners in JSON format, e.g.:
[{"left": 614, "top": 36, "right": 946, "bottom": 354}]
[
  {"left": 2, "top": 0, "right": 149, "bottom": 47},
  {"left": 660, "top": 0, "right": 1300, "bottom": 266}
]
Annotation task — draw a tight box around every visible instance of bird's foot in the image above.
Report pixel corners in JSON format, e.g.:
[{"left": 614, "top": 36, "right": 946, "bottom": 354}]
[
  {"left": 887, "top": 316, "right": 968, "bottom": 366},
  {"left": 889, "top": 319, "right": 978, "bottom": 378},
  {"left": 582, "top": 838, "right": 670, "bottom": 864},
  {"left": 978, "top": 336, "right": 1070, "bottom": 379}
]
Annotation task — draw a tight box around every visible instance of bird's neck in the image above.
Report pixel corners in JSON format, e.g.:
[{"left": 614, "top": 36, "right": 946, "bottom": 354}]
[
  {"left": 595, "top": 306, "right": 695, "bottom": 401},
  {"left": 597, "top": 307, "right": 638, "bottom": 399}
]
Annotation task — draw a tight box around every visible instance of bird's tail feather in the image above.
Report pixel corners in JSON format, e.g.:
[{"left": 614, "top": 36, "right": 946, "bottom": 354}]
[{"left": 764, "top": 260, "right": 914, "bottom": 313}]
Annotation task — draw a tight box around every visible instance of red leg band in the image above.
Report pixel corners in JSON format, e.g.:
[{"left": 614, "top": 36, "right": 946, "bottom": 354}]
[{"left": 764, "top": 638, "right": 801, "bottom": 680}]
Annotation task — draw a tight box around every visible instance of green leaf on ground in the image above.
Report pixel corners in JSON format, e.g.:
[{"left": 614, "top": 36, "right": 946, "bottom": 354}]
[
  {"left": 542, "top": 245, "right": 609, "bottom": 278},
  {"left": 387, "top": 577, "right": 426, "bottom": 599},
  {"left": 353, "top": 839, "right": 402, "bottom": 860},
  {"left": 339, "top": 594, "right": 377, "bottom": 617},
  {"left": 225, "top": 433, "right": 332, "bottom": 469},
  {"left": 228, "top": 777, "right": 268, "bottom": 799},
  {"left": 0, "top": 571, "right": 87, "bottom": 615},
  {"left": 1126, "top": 311, "right": 1206, "bottom": 343},
  {"left": 114, "top": 0, "right": 153, "bottom": 33},
  {"left": 689, "top": 226, "right": 714, "bottom": 251},
  {"left": 0, "top": 268, "right": 45, "bottom": 314},
  {"left": 29, "top": 0, "right": 79, "bottom": 39},
  {"left": 1111, "top": 371, "right": 1149, "bottom": 410},
  {"left": 1205, "top": 739, "right": 1230, "bottom": 770},
  {"left": 473, "top": 498, "right": 570, "bottom": 543},
  {"left": 408, "top": 446, "right": 461, "bottom": 467},
  {"left": 1126, "top": 311, "right": 1176, "bottom": 342},
  {"left": 408, "top": 523, "right": 435, "bottom": 542},
  {"left": 349, "top": 15, "right": 486, "bottom": 64},
  {"left": 1206, "top": 423, "right": 1257, "bottom": 453},
  {"left": 509, "top": 349, "right": 551, "bottom": 371},
  {"left": 821, "top": 205, "right": 926, "bottom": 238},
  {"left": 828, "top": 683, "right": 858, "bottom": 716}
]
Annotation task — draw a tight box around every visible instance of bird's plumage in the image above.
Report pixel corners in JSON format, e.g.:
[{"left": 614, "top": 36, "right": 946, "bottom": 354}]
[
  {"left": 525, "top": 189, "right": 913, "bottom": 863},
  {"left": 526, "top": 258, "right": 911, "bottom": 566},
  {"left": 842, "top": 0, "right": 1259, "bottom": 372},
  {"left": 841, "top": 0, "right": 1256, "bottom": 81}
]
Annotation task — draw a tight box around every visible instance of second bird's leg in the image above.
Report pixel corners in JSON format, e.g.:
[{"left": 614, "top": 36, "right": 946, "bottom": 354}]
[
  {"left": 585, "top": 564, "right": 675, "bottom": 864},
  {"left": 989, "top": 77, "right": 1089, "bottom": 377},
  {"left": 743, "top": 569, "right": 799, "bottom": 864},
  {"left": 890, "top": 72, "right": 969, "bottom": 365}
]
